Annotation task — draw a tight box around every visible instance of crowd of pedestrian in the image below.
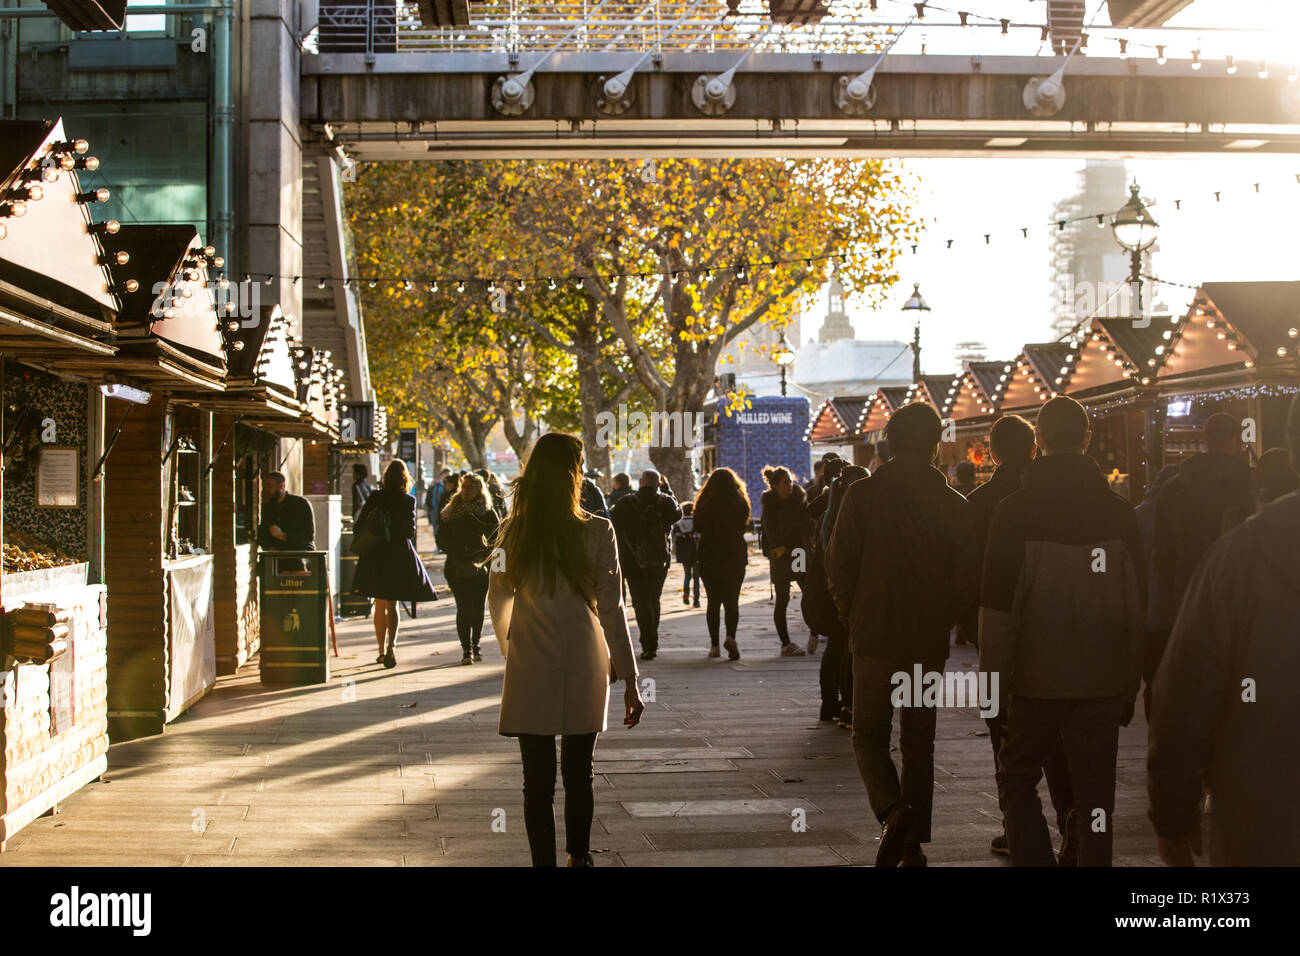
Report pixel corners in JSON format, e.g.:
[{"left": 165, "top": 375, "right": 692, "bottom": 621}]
[{"left": 333, "top": 391, "right": 1299, "bottom": 868}]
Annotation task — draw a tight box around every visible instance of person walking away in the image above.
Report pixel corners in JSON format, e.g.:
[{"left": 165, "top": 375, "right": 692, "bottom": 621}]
[
  {"left": 488, "top": 432, "right": 644, "bottom": 867},
  {"left": 804, "top": 457, "right": 844, "bottom": 655},
  {"left": 828, "top": 405, "right": 977, "bottom": 866},
  {"left": 437, "top": 471, "right": 460, "bottom": 515},
  {"left": 759, "top": 466, "right": 810, "bottom": 657},
  {"left": 1134, "top": 463, "right": 1180, "bottom": 720},
  {"left": 951, "top": 460, "right": 977, "bottom": 497},
  {"left": 351, "top": 464, "right": 373, "bottom": 519},
  {"left": 1222, "top": 446, "right": 1298, "bottom": 530},
  {"left": 672, "top": 502, "right": 701, "bottom": 607},
  {"left": 1149, "top": 412, "right": 1251, "bottom": 695},
  {"left": 437, "top": 473, "right": 500, "bottom": 665},
  {"left": 1147, "top": 394, "right": 1300, "bottom": 867},
  {"left": 816, "top": 464, "right": 867, "bottom": 724},
  {"left": 608, "top": 472, "right": 634, "bottom": 507},
  {"left": 352, "top": 460, "right": 438, "bottom": 668},
  {"left": 611, "top": 471, "right": 681, "bottom": 660},
  {"left": 477, "top": 468, "right": 509, "bottom": 519},
  {"left": 692, "top": 468, "right": 750, "bottom": 660},
  {"left": 964, "top": 415, "right": 1076, "bottom": 861},
  {"left": 980, "top": 397, "right": 1146, "bottom": 867}
]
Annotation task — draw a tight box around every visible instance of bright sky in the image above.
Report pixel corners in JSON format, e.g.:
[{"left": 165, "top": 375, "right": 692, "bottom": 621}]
[{"left": 829, "top": 0, "right": 1300, "bottom": 373}]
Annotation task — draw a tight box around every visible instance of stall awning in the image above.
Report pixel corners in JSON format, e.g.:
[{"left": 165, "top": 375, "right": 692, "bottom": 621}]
[
  {"left": 855, "top": 386, "right": 913, "bottom": 435},
  {"left": 807, "top": 395, "right": 871, "bottom": 443},
  {"left": 918, "top": 374, "right": 964, "bottom": 420},
  {"left": 948, "top": 360, "right": 1008, "bottom": 422},
  {"left": 998, "top": 343, "right": 1072, "bottom": 412}
]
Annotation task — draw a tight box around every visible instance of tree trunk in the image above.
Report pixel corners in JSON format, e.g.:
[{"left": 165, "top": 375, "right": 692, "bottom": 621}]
[{"left": 575, "top": 329, "right": 613, "bottom": 492}]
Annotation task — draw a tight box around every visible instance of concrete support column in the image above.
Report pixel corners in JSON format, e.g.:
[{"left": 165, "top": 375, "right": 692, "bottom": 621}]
[{"left": 246, "top": 0, "right": 304, "bottom": 334}]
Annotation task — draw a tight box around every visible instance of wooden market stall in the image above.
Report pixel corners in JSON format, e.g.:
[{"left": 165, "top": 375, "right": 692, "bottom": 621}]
[
  {"left": 0, "top": 118, "right": 126, "bottom": 844},
  {"left": 1152, "top": 282, "right": 1300, "bottom": 467},
  {"left": 81, "top": 224, "right": 235, "bottom": 741},
  {"left": 943, "top": 360, "right": 1012, "bottom": 483},
  {"left": 805, "top": 395, "right": 874, "bottom": 464}
]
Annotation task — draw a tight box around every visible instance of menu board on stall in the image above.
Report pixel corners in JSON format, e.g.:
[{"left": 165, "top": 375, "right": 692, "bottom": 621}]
[
  {"left": 36, "top": 446, "right": 79, "bottom": 508},
  {"left": 49, "top": 638, "right": 76, "bottom": 735}
]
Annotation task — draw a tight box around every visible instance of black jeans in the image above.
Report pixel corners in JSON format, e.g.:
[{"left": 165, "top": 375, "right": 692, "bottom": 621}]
[
  {"left": 852, "top": 655, "right": 938, "bottom": 844},
  {"left": 997, "top": 695, "right": 1125, "bottom": 866},
  {"left": 986, "top": 702, "right": 1074, "bottom": 836},
  {"left": 446, "top": 572, "right": 489, "bottom": 654},
  {"left": 518, "top": 733, "right": 599, "bottom": 866},
  {"left": 702, "top": 566, "right": 744, "bottom": 646},
  {"left": 773, "top": 576, "right": 793, "bottom": 644},
  {"left": 819, "top": 627, "right": 853, "bottom": 713},
  {"left": 625, "top": 565, "right": 667, "bottom": 654},
  {"left": 680, "top": 562, "right": 701, "bottom": 603}
]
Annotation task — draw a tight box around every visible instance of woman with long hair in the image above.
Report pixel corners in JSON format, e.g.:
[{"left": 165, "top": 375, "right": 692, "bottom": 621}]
[
  {"left": 760, "top": 465, "right": 810, "bottom": 657},
  {"left": 352, "top": 459, "right": 438, "bottom": 668},
  {"left": 437, "top": 472, "right": 500, "bottom": 665},
  {"left": 488, "top": 432, "right": 644, "bottom": 867},
  {"left": 692, "top": 468, "right": 751, "bottom": 660}
]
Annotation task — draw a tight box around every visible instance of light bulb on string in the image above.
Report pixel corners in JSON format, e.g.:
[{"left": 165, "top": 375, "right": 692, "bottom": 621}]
[{"left": 1226, "top": 55, "right": 1236, "bottom": 74}]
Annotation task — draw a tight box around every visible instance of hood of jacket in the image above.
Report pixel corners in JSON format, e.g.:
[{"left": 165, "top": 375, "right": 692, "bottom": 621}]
[
  {"left": 1178, "top": 451, "right": 1251, "bottom": 503},
  {"left": 1240, "top": 489, "right": 1300, "bottom": 591},
  {"left": 1020, "top": 452, "right": 1111, "bottom": 499}
]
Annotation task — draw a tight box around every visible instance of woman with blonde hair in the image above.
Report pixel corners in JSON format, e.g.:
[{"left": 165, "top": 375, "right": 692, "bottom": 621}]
[
  {"left": 352, "top": 459, "right": 438, "bottom": 668},
  {"left": 489, "top": 432, "right": 644, "bottom": 866},
  {"left": 437, "top": 472, "right": 499, "bottom": 665}
]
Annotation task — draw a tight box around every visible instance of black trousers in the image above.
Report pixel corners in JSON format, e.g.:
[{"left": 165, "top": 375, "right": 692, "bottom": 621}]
[
  {"left": 773, "top": 576, "right": 793, "bottom": 644},
  {"left": 997, "top": 696, "right": 1125, "bottom": 867},
  {"left": 852, "top": 655, "right": 938, "bottom": 844},
  {"left": 1142, "top": 627, "right": 1171, "bottom": 721},
  {"left": 819, "top": 626, "right": 853, "bottom": 714},
  {"left": 518, "top": 733, "right": 599, "bottom": 866},
  {"left": 624, "top": 565, "right": 667, "bottom": 654},
  {"left": 446, "top": 572, "right": 489, "bottom": 653},
  {"left": 986, "top": 702, "right": 1074, "bottom": 836},
  {"left": 702, "top": 565, "right": 744, "bottom": 645}
]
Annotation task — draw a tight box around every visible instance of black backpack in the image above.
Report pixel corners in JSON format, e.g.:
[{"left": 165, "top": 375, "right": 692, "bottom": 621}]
[{"left": 626, "top": 495, "right": 669, "bottom": 572}]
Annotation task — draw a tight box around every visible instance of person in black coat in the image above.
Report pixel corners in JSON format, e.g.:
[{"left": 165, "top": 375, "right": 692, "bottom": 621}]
[
  {"left": 759, "top": 466, "right": 809, "bottom": 657},
  {"left": 436, "top": 473, "right": 500, "bottom": 665},
  {"left": 352, "top": 460, "right": 438, "bottom": 668},
  {"left": 610, "top": 470, "right": 682, "bottom": 660},
  {"left": 692, "top": 467, "right": 750, "bottom": 660}
]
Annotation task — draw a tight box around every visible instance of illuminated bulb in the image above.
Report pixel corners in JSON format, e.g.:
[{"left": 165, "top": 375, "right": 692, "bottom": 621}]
[
  {"left": 123, "top": 279, "right": 139, "bottom": 293},
  {"left": 232, "top": 340, "right": 246, "bottom": 351},
  {"left": 1226, "top": 55, "right": 1236, "bottom": 75},
  {"left": 59, "top": 155, "right": 75, "bottom": 171},
  {"left": 79, "top": 156, "right": 100, "bottom": 172},
  {"left": 41, "top": 168, "right": 59, "bottom": 184},
  {"left": 1191, "top": 49, "right": 1201, "bottom": 70},
  {"left": 1278, "top": 347, "right": 1288, "bottom": 357},
  {"left": 1258, "top": 63, "right": 1268, "bottom": 79},
  {"left": 1156, "top": 46, "right": 1166, "bottom": 65},
  {"left": 9, "top": 200, "right": 27, "bottom": 217},
  {"left": 203, "top": 245, "right": 216, "bottom": 257},
  {"left": 1290, "top": 328, "right": 1298, "bottom": 337},
  {"left": 212, "top": 256, "right": 224, "bottom": 268}
]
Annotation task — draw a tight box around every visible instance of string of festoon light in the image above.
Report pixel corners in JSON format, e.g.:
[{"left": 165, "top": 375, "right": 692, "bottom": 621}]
[
  {"left": 228, "top": 167, "right": 1300, "bottom": 290},
  {"left": 857, "top": 0, "right": 1299, "bottom": 75}
]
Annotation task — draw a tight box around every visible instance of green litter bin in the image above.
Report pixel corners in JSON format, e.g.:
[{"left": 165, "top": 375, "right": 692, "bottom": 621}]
[{"left": 258, "top": 550, "right": 330, "bottom": 685}]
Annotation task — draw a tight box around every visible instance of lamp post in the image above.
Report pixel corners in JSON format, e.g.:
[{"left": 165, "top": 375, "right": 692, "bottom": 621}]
[
  {"left": 901, "top": 282, "right": 930, "bottom": 384},
  {"left": 774, "top": 332, "right": 796, "bottom": 397},
  {"left": 1111, "top": 180, "right": 1159, "bottom": 316}
]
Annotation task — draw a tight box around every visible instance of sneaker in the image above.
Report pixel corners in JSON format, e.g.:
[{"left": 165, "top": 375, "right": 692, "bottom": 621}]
[
  {"left": 900, "top": 844, "right": 928, "bottom": 867},
  {"left": 990, "top": 832, "right": 1010, "bottom": 855},
  {"left": 780, "top": 643, "right": 806, "bottom": 657},
  {"left": 807, "top": 633, "right": 820, "bottom": 655},
  {"left": 723, "top": 638, "right": 740, "bottom": 661},
  {"left": 876, "top": 803, "right": 914, "bottom": 867},
  {"left": 639, "top": 650, "right": 656, "bottom": 661},
  {"left": 472, "top": 650, "right": 483, "bottom": 662},
  {"left": 460, "top": 655, "right": 473, "bottom": 666},
  {"left": 708, "top": 645, "right": 721, "bottom": 658}
]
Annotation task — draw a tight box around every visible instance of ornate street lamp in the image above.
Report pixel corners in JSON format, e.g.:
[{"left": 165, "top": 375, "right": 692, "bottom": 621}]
[
  {"left": 774, "top": 332, "right": 796, "bottom": 397},
  {"left": 1111, "top": 181, "right": 1159, "bottom": 315},
  {"left": 901, "top": 282, "right": 930, "bottom": 384}
]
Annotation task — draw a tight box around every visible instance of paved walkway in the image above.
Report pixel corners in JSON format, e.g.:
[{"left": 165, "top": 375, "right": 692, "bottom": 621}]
[{"left": 0, "top": 533, "right": 1161, "bottom": 867}]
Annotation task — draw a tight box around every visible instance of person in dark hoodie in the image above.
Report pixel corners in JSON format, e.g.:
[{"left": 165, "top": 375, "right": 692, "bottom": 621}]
[
  {"left": 815, "top": 464, "right": 867, "bottom": 724},
  {"left": 980, "top": 397, "right": 1146, "bottom": 867},
  {"left": 1148, "top": 392, "right": 1300, "bottom": 867},
  {"left": 610, "top": 470, "right": 681, "bottom": 660},
  {"left": 760, "top": 466, "right": 810, "bottom": 657},
  {"left": 1149, "top": 412, "right": 1251, "bottom": 683},
  {"left": 964, "top": 414, "right": 1076, "bottom": 861},
  {"left": 437, "top": 473, "right": 501, "bottom": 665},
  {"left": 1135, "top": 463, "right": 1182, "bottom": 720},
  {"left": 828, "top": 404, "right": 978, "bottom": 867}
]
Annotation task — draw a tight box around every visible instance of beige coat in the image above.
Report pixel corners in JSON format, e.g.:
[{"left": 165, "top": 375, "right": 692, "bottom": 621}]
[{"left": 490, "top": 516, "right": 638, "bottom": 736}]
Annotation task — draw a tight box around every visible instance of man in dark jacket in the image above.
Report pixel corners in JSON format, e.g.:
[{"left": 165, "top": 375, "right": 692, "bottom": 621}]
[
  {"left": 1148, "top": 394, "right": 1300, "bottom": 867},
  {"left": 580, "top": 468, "right": 611, "bottom": 522},
  {"left": 259, "top": 471, "right": 316, "bottom": 571},
  {"left": 964, "top": 414, "right": 1075, "bottom": 859},
  {"left": 351, "top": 464, "right": 373, "bottom": 519},
  {"left": 828, "top": 403, "right": 978, "bottom": 867},
  {"left": 607, "top": 472, "right": 634, "bottom": 507},
  {"left": 1148, "top": 412, "right": 1251, "bottom": 684},
  {"left": 611, "top": 470, "right": 682, "bottom": 661},
  {"left": 980, "top": 397, "right": 1146, "bottom": 867}
]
